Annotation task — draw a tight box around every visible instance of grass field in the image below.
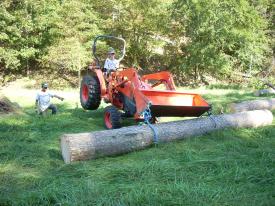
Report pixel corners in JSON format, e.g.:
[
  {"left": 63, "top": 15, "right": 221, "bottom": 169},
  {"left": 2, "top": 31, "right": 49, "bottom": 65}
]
[{"left": 0, "top": 84, "right": 274, "bottom": 205}]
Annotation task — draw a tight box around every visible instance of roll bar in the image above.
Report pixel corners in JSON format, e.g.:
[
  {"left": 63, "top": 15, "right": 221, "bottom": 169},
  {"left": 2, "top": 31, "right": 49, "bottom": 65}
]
[{"left": 92, "top": 35, "right": 126, "bottom": 67}]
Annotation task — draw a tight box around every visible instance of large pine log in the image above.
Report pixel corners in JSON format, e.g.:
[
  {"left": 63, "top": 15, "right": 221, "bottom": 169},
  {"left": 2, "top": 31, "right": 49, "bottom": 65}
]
[
  {"left": 61, "top": 110, "right": 273, "bottom": 163},
  {"left": 229, "top": 98, "right": 275, "bottom": 113}
]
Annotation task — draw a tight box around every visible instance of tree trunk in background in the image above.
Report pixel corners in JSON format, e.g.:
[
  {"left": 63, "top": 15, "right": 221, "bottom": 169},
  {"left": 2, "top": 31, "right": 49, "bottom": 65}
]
[
  {"left": 229, "top": 99, "right": 275, "bottom": 112},
  {"left": 60, "top": 110, "right": 273, "bottom": 164}
]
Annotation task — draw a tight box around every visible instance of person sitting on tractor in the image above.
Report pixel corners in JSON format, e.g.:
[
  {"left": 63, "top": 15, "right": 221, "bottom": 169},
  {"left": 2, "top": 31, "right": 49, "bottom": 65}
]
[
  {"left": 104, "top": 47, "right": 120, "bottom": 72},
  {"left": 35, "top": 83, "right": 64, "bottom": 115}
]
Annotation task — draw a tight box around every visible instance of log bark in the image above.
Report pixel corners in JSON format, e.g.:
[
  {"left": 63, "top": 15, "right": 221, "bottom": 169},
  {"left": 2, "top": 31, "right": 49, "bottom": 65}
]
[
  {"left": 229, "top": 98, "right": 275, "bottom": 113},
  {"left": 61, "top": 110, "right": 273, "bottom": 163}
]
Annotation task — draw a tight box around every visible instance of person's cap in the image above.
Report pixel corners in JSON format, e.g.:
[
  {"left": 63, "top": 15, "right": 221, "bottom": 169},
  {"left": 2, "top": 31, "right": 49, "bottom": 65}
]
[
  {"left": 108, "top": 47, "right": 115, "bottom": 54},
  {"left": 41, "top": 82, "right": 48, "bottom": 88}
]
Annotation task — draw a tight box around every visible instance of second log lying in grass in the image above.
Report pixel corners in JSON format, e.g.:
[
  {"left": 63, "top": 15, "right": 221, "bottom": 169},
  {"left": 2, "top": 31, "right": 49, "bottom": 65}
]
[
  {"left": 254, "top": 88, "right": 275, "bottom": 96},
  {"left": 61, "top": 110, "right": 273, "bottom": 164},
  {"left": 229, "top": 98, "right": 275, "bottom": 113}
]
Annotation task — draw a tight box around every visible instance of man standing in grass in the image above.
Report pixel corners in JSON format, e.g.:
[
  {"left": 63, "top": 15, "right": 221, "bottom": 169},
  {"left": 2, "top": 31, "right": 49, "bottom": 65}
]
[{"left": 35, "top": 82, "right": 64, "bottom": 115}]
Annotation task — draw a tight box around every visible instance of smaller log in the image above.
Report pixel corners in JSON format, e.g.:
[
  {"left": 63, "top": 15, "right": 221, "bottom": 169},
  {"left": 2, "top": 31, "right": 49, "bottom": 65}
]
[
  {"left": 229, "top": 98, "right": 275, "bottom": 113},
  {"left": 61, "top": 110, "right": 273, "bottom": 163},
  {"left": 254, "top": 88, "right": 275, "bottom": 96}
]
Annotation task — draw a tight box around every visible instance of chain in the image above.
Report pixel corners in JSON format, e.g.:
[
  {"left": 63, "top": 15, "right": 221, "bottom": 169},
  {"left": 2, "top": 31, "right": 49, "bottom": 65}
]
[
  {"left": 207, "top": 105, "right": 217, "bottom": 128},
  {"left": 141, "top": 103, "right": 159, "bottom": 144}
]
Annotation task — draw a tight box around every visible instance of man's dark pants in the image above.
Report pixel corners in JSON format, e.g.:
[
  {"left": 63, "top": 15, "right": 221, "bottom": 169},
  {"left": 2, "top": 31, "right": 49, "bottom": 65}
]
[
  {"left": 40, "top": 104, "right": 57, "bottom": 115},
  {"left": 48, "top": 104, "right": 57, "bottom": 114}
]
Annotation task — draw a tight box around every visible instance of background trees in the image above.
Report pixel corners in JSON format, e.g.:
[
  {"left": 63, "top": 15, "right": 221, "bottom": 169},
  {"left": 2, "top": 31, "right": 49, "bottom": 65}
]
[
  {"left": 0, "top": 0, "right": 273, "bottom": 86},
  {"left": 171, "top": 0, "right": 271, "bottom": 83}
]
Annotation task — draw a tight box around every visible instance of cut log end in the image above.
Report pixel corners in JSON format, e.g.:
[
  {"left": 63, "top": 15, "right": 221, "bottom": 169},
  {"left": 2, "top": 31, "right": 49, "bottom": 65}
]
[
  {"left": 61, "top": 133, "right": 94, "bottom": 164},
  {"left": 61, "top": 135, "right": 71, "bottom": 164}
]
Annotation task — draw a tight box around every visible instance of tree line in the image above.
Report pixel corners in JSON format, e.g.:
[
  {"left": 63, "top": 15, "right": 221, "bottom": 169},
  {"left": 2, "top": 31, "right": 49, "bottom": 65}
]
[{"left": 0, "top": 0, "right": 273, "bottom": 85}]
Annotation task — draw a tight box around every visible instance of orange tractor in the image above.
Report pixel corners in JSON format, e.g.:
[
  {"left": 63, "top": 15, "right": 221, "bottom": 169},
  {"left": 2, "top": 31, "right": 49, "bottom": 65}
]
[{"left": 80, "top": 35, "right": 211, "bottom": 129}]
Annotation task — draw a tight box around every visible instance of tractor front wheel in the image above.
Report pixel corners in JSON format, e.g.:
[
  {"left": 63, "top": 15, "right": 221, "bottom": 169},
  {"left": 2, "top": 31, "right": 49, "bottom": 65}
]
[
  {"left": 80, "top": 75, "right": 101, "bottom": 110},
  {"left": 104, "top": 106, "right": 122, "bottom": 129}
]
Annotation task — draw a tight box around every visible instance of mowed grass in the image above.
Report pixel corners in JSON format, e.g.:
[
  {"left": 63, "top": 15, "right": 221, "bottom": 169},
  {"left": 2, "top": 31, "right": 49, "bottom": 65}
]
[{"left": 0, "top": 87, "right": 274, "bottom": 205}]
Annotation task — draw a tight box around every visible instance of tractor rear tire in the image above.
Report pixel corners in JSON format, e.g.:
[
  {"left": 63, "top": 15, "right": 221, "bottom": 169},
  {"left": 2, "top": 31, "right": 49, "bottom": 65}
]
[
  {"left": 104, "top": 106, "right": 122, "bottom": 129},
  {"left": 80, "top": 75, "right": 101, "bottom": 110}
]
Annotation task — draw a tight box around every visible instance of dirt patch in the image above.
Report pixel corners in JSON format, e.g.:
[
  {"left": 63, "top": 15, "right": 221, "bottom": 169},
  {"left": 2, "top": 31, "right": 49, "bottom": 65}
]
[
  {"left": 0, "top": 101, "right": 13, "bottom": 113},
  {"left": 0, "top": 94, "right": 21, "bottom": 114}
]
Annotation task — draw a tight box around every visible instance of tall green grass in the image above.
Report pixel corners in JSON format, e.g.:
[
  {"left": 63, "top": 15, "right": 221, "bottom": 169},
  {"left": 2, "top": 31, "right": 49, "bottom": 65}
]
[{"left": 0, "top": 89, "right": 274, "bottom": 205}]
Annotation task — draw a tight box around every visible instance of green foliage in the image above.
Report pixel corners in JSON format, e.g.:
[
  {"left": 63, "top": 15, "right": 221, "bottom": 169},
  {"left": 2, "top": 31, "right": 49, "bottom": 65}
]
[
  {"left": 0, "top": 0, "right": 101, "bottom": 77},
  {"left": 0, "top": 0, "right": 273, "bottom": 85},
  {"left": 41, "top": 0, "right": 101, "bottom": 71},
  {"left": 42, "top": 38, "right": 89, "bottom": 71},
  {"left": 0, "top": 0, "right": 61, "bottom": 78},
  {"left": 171, "top": 0, "right": 271, "bottom": 81},
  {"left": 0, "top": 1, "right": 31, "bottom": 71},
  {"left": 93, "top": 0, "right": 170, "bottom": 68}
]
